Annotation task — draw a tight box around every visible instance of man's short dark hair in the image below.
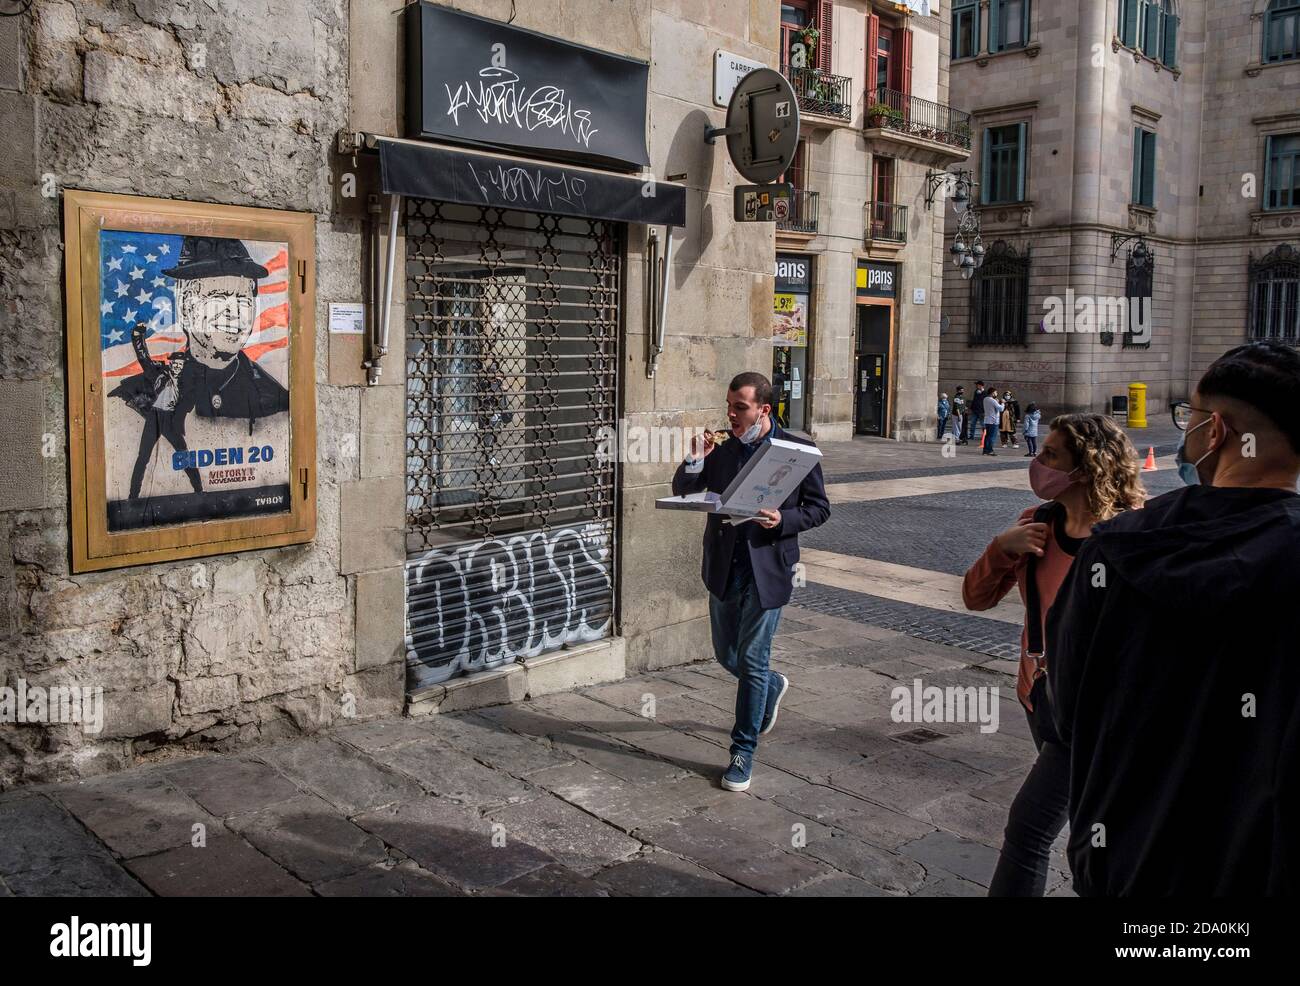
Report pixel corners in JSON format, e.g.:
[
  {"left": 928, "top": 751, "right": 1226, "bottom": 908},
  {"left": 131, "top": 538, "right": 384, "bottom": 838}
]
[
  {"left": 1198, "top": 342, "right": 1300, "bottom": 455},
  {"left": 975, "top": 380, "right": 984, "bottom": 386},
  {"left": 728, "top": 371, "right": 774, "bottom": 410}
]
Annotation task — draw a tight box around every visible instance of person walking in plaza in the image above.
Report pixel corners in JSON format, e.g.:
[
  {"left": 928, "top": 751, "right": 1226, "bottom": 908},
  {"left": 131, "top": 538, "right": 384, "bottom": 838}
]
[
  {"left": 673, "top": 372, "right": 830, "bottom": 793},
  {"left": 982, "top": 387, "right": 1004, "bottom": 455},
  {"left": 1048, "top": 342, "right": 1300, "bottom": 895},
  {"left": 1000, "top": 390, "right": 1020, "bottom": 449},
  {"left": 969, "top": 381, "right": 986, "bottom": 441},
  {"left": 963, "top": 413, "right": 1144, "bottom": 896},
  {"left": 1022, "top": 402, "right": 1042, "bottom": 456},
  {"left": 937, "top": 392, "right": 951, "bottom": 440},
  {"left": 952, "top": 386, "right": 969, "bottom": 445}
]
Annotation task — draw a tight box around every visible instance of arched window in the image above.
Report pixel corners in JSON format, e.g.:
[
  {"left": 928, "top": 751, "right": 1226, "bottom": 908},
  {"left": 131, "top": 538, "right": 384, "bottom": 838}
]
[
  {"left": 1249, "top": 244, "right": 1300, "bottom": 344},
  {"left": 1123, "top": 243, "right": 1154, "bottom": 348},
  {"left": 1265, "top": 0, "right": 1300, "bottom": 63},
  {"left": 970, "top": 241, "right": 1030, "bottom": 346},
  {"left": 1119, "top": 0, "right": 1178, "bottom": 68}
]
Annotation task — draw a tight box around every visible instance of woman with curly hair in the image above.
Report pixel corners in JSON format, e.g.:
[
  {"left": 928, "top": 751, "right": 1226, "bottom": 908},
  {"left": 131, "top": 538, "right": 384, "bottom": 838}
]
[{"left": 962, "top": 413, "right": 1145, "bottom": 896}]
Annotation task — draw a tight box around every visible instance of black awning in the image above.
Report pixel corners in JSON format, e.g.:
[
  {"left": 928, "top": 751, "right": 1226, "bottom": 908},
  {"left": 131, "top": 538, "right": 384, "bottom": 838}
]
[{"left": 372, "top": 136, "right": 686, "bottom": 227}]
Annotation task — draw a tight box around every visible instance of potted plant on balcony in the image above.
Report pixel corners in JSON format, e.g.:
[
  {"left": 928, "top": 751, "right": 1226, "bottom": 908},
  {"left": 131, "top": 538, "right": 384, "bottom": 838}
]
[
  {"left": 798, "top": 24, "right": 820, "bottom": 53},
  {"left": 866, "top": 101, "right": 892, "bottom": 128}
]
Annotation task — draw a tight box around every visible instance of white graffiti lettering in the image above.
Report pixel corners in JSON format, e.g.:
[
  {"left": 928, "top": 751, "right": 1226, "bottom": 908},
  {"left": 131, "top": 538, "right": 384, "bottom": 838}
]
[
  {"left": 445, "top": 66, "right": 600, "bottom": 148},
  {"left": 466, "top": 161, "right": 588, "bottom": 211},
  {"left": 405, "top": 523, "right": 612, "bottom": 683}
]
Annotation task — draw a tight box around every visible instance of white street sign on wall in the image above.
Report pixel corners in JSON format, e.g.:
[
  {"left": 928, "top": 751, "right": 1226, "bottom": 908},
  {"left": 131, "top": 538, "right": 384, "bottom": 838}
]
[{"left": 713, "top": 50, "right": 767, "bottom": 108}]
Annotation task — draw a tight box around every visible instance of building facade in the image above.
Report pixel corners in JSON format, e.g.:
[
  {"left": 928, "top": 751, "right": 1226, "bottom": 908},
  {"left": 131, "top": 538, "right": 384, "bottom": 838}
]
[
  {"left": 771, "top": 0, "right": 968, "bottom": 442},
  {"left": 938, "top": 0, "right": 1300, "bottom": 419},
  {"left": 0, "top": 0, "right": 825, "bottom": 787}
]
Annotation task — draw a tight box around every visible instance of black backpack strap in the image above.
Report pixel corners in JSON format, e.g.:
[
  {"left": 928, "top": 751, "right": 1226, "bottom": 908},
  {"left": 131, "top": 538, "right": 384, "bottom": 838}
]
[{"left": 1022, "top": 502, "right": 1060, "bottom": 664}]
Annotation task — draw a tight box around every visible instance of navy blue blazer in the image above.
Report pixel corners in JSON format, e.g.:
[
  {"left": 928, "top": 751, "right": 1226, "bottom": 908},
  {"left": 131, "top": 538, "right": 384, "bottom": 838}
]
[{"left": 671, "top": 424, "right": 830, "bottom": 609}]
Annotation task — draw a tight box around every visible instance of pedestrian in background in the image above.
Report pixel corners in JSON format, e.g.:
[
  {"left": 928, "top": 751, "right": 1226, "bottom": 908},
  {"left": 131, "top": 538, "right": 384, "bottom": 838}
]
[
  {"left": 970, "top": 381, "right": 986, "bottom": 440},
  {"left": 964, "top": 413, "right": 1144, "bottom": 896},
  {"left": 983, "top": 387, "right": 1004, "bottom": 455},
  {"left": 952, "top": 386, "right": 969, "bottom": 445},
  {"left": 1001, "top": 391, "right": 1021, "bottom": 449},
  {"left": 937, "top": 392, "right": 951, "bottom": 440},
  {"left": 1022, "top": 403, "right": 1042, "bottom": 456}
]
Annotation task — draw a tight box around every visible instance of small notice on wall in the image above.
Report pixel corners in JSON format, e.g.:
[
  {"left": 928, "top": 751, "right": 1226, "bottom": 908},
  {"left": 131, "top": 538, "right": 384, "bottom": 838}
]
[{"left": 329, "top": 303, "right": 365, "bottom": 334}]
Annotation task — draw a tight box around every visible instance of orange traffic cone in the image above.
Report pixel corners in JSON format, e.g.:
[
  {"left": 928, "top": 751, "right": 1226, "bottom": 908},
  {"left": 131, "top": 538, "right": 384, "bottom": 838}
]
[{"left": 1142, "top": 446, "right": 1157, "bottom": 471}]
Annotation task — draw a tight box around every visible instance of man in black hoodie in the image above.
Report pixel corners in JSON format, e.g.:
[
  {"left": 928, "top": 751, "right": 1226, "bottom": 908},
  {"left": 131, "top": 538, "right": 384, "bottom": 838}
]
[{"left": 1047, "top": 342, "right": 1300, "bottom": 896}]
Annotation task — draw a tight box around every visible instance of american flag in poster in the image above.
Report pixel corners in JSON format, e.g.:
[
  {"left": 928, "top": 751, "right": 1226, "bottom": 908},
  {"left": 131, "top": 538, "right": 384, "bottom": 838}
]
[{"left": 98, "top": 230, "right": 289, "bottom": 379}]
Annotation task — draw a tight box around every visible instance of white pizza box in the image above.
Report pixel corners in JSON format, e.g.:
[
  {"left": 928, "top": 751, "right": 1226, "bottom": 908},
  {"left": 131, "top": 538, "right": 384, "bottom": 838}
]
[{"left": 655, "top": 437, "right": 822, "bottom": 519}]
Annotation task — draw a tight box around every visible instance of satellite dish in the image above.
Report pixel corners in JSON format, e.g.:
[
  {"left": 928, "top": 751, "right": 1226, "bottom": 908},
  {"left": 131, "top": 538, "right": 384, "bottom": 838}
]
[{"left": 705, "top": 68, "right": 800, "bottom": 184}]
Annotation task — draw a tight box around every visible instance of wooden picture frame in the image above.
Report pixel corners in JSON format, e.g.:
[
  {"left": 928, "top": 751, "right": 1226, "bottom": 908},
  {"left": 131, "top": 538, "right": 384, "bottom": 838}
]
[{"left": 63, "top": 190, "right": 316, "bottom": 572}]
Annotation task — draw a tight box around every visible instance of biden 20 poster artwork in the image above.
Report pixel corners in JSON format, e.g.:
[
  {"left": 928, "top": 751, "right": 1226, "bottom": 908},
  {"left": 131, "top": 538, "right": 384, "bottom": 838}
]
[{"left": 99, "top": 229, "right": 293, "bottom": 531}]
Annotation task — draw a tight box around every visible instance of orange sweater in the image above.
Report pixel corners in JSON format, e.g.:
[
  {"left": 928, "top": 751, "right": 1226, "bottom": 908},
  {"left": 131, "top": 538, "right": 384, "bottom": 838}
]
[{"left": 961, "top": 506, "right": 1081, "bottom": 710}]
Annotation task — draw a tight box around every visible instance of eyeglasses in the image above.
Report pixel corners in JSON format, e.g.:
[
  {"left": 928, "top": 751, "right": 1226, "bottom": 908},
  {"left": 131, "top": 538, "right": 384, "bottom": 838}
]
[{"left": 1169, "top": 401, "right": 1212, "bottom": 431}]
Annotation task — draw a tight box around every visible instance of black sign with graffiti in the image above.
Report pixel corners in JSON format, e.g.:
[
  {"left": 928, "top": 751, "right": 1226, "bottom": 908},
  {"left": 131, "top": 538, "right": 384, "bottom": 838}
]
[{"left": 403, "top": 1, "right": 651, "bottom": 172}]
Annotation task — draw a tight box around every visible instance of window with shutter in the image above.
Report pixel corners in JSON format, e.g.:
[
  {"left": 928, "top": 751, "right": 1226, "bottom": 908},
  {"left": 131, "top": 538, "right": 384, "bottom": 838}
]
[
  {"left": 1131, "top": 126, "right": 1157, "bottom": 208},
  {"left": 1265, "top": 133, "right": 1300, "bottom": 211},
  {"left": 952, "top": 0, "right": 979, "bottom": 59},
  {"left": 818, "top": 0, "right": 834, "bottom": 72},
  {"left": 1265, "top": 0, "right": 1300, "bottom": 64},
  {"left": 1162, "top": 8, "right": 1178, "bottom": 67},
  {"left": 984, "top": 124, "right": 1026, "bottom": 204}
]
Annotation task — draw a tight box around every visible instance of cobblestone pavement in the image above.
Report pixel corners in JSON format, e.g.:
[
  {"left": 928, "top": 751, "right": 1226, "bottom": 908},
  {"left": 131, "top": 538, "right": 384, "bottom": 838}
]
[
  {"left": 0, "top": 608, "right": 1066, "bottom": 897},
  {"left": 5, "top": 433, "right": 1192, "bottom": 897}
]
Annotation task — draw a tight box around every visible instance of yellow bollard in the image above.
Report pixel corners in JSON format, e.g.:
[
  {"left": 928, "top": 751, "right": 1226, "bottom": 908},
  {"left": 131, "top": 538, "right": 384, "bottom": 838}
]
[{"left": 1128, "top": 382, "right": 1148, "bottom": 428}]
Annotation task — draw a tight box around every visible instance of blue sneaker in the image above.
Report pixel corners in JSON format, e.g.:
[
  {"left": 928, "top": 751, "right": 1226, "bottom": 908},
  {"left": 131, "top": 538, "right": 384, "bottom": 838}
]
[
  {"left": 721, "top": 753, "right": 752, "bottom": 792},
  {"left": 760, "top": 672, "right": 790, "bottom": 736}
]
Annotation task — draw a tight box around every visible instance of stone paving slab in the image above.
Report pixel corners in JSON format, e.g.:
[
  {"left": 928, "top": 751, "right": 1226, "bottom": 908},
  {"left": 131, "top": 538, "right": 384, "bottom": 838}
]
[
  {"left": 50, "top": 771, "right": 225, "bottom": 859},
  {"left": 0, "top": 591, "right": 1057, "bottom": 898},
  {"left": 255, "top": 736, "right": 429, "bottom": 815},
  {"left": 225, "top": 794, "right": 392, "bottom": 884},
  {"left": 125, "top": 835, "right": 312, "bottom": 897}
]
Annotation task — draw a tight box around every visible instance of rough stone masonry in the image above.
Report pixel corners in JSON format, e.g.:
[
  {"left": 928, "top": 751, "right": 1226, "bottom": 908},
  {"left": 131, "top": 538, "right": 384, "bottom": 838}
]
[{"left": 0, "top": 0, "right": 402, "bottom": 789}]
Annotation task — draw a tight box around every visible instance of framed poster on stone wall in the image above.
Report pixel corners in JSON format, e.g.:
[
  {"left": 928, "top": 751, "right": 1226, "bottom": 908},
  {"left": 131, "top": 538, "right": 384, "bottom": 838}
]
[{"left": 63, "top": 190, "right": 316, "bottom": 572}]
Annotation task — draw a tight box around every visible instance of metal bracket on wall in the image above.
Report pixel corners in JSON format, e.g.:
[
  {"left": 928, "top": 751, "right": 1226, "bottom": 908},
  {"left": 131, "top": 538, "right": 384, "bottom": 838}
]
[
  {"left": 364, "top": 192, "right": 402, "bottom": 386},
  {"left": 1110, "top": 231, "right": 1149, "bottom": 261},
  {"left": 645, "top": 226, "right": 673, "bottom": 379}
]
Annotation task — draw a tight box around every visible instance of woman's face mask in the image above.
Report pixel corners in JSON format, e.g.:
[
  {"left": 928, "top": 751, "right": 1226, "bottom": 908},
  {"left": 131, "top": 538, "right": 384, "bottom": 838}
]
[{"left": 1029, "top": 457, "right": 1080, "bottom": 500}]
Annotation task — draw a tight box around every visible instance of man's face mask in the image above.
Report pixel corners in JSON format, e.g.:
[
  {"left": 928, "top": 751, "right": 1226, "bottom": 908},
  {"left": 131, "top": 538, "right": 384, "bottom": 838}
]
[{"left": 1175, "top": 416, "right": 1216, "bottom": 486}]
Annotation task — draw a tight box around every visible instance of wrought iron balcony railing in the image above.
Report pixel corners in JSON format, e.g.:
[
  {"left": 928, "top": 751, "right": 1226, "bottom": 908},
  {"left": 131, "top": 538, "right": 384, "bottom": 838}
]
[
  {"left": 864, "top": 200, "right": 907, "bottom": 244},
  {"left": 782, "top": 65, "right": 853, "bottom": 122},
  {"left": 865, "top": 86, "right": 972, "bottom": 150},
  {"left": 778, "top": 188, "right": 819, "bottom": 234}
]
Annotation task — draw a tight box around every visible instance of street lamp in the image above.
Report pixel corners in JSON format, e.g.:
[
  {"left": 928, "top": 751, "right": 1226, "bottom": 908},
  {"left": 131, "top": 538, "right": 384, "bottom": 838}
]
[{"left": 924, "top": 168, "right": 984, "bottom": 280}]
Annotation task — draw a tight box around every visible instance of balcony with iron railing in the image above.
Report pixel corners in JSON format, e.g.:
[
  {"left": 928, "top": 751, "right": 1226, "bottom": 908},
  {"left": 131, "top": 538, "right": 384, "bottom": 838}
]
[
  {"left": 863, "top": 201, "right": 908, "bottom": 246},
  {"left": 781, "top": 65, "right": 854, "bottom": 123},
  {"left": 778, "top": 188, "right": 819, "bottom": 235},
  {"left": 865, "top": 86, "right": 973, "bottom": 161}
]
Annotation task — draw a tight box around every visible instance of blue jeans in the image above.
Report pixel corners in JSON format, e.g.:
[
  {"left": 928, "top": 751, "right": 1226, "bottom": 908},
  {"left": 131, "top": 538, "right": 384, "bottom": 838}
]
[
  {"left": 936, "top": 414, "right": 949, "bottom": 440},
  {"left": 983, "top": 423, "right": 998, "bottom": 452},
  {"left": 708, "top": 566, "right": 783, "bottom": 760},
  {"left": 1025, "top": 435, "right": 1038, "bottom": 454}
]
